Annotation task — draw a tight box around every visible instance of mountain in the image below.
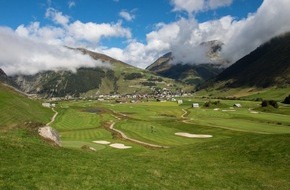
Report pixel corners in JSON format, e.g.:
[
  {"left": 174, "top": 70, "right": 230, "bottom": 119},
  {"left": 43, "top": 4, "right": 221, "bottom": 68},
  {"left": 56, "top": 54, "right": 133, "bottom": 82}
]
[
  {"left": 146, "top": 41, "right": 225, "bottom": 85},
  {"left": 10, "top": 48, "right": 191, "bottom": 98},
  {"left": 215, "top": 32, "right": 290, "bottom": 88},
  {"left": 0, "top": 68, "right": 19, "bottom": 87},
  {"left": 0, "top": 68, "right": 8, "bottom": 82}
]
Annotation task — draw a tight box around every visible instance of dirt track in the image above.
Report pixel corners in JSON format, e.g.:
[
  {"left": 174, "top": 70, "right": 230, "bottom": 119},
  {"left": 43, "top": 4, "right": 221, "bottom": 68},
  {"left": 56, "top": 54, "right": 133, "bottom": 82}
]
[{"left": 46, "top": 108, "right": 58, "bottom": 126}]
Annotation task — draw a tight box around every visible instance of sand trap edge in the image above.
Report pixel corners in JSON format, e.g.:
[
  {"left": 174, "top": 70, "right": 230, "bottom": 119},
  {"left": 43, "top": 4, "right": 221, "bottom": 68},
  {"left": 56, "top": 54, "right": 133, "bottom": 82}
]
[
  {"left": 110, "top": 143, "right": 132, "bottom": 149},
  {"left": 175, "top": 132, "right": 213, "bottom": 138},
  {"left": 93, "top": 140, "right": 111, "bottom": 145}
]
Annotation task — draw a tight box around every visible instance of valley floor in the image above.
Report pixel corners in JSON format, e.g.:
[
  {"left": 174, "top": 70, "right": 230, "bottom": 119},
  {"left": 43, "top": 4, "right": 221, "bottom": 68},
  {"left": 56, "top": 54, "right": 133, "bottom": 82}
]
[{"left": 1, "top": 97, "right": 290, "bottom": 189}]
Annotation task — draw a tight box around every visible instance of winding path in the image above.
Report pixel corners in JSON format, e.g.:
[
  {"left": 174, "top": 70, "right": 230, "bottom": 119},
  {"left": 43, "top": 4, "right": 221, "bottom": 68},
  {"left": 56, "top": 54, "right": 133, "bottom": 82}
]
[
  {"left": 46, "top": 108, "right": 58, "bottom": 126},
  {"left": 181, "top": 109, "right": 188, "bottom": 119}
]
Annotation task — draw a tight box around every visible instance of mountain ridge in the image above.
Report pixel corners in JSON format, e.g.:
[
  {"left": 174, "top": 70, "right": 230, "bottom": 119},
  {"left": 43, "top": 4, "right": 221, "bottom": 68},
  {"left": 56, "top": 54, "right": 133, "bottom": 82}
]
[
  {"left": 215, "top": 32, "right": 290, "bottom": 88},
  {"left": 7, "top": 48, "right": 192, "bottom": 97}
]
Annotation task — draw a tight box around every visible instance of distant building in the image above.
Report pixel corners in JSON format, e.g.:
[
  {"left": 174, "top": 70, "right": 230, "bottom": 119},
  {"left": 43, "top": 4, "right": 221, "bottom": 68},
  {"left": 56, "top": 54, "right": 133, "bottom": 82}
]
[
  {"left": 192, "top": 103, "right": 199, "bottom": 108},
  {"left": 177, "top": 100, "right": 183, "bottom": 104},
  {"left": 42, "top": 103, "right": 51, "bottom": 108},
  {"left": 233, "top": 103, "right": 242, "bottom": 108}
]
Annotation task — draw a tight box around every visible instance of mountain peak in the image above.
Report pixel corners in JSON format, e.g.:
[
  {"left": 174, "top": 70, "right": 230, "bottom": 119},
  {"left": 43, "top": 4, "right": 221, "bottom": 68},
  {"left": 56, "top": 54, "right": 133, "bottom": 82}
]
[
  {"left": 0, "top": 68, "right": 7, "bottom": 77},
  {"left": 145, "top": 40, "right": 226, "bottom": 85}
]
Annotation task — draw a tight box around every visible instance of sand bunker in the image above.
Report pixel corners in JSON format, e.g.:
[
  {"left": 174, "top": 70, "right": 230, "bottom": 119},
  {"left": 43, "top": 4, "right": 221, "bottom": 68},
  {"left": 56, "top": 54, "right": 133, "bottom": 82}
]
[
  {"left": 89, "top": 147, "right": 96, "bottom": 151},
  {"left": 93, "top": 140, "right": 111, "bottom": 145},
  {"left": 109, "top": 143, "right": 132, "bottom": 149},
  {"left": 175, "top": 132, "right": 212, "bottom": 138}
]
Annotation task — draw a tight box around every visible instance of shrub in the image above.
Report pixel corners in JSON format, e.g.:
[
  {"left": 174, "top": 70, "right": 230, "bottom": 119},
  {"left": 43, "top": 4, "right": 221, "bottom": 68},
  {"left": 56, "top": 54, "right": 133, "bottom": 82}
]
[
  {"left": 148, "top": 76, "right": 163, "bottom": 82},
  {"left": 282, "top": 94, "right": 290, "bottom": 104},
  {"left": 203, "top": 101, "right": 221, "bottom": 108},
  {"left": 124, "top": 73, "right": 143, "bottom": 80},
  {"left": 141, "top": 82, "right": 156, "bottom": 86},
  {"left": 261, "top": 100, "right": 279, "bottom": 108}
]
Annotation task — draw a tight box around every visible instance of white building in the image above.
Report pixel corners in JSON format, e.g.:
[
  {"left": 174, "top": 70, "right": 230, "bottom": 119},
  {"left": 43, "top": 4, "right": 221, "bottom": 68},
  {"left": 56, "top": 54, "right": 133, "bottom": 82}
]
[
  {"left": 177, "top": 100, "right": 183, "bottom": 104},
  {"left": 42, "top": 103, "right": 51, "bottom": 108},
  {"left": 233, "top": 103, "right": 242, "bottom": 108},
  {"left": 192, "top": 103, "right": 199, "bottom": 108}
]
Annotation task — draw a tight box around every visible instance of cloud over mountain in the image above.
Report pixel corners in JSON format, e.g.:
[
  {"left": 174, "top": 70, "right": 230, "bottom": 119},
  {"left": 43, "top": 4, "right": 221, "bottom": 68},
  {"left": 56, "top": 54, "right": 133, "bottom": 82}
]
[
  {"left": 102, "top": 0, "right": 290, "bottom": 68},
  {"left": 0, "top": 27, "right": 107, "bottom": 75}
]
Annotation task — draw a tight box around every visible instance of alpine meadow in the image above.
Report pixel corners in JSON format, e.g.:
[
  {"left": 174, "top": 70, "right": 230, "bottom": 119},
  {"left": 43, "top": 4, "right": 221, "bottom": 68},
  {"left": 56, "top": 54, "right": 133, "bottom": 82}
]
[{"left": 0, "top": 0, "right": 290, "bottom": 189}]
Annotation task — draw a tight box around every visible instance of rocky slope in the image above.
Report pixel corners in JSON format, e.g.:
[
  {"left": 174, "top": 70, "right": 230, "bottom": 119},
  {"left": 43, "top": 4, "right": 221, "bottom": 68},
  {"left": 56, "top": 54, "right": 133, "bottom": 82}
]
[
  {"left": 0, "top": 68, "right": 18, "bottom": 87},
  {"left": 146, "top": 41, "right": 226, "bottom": 85}
]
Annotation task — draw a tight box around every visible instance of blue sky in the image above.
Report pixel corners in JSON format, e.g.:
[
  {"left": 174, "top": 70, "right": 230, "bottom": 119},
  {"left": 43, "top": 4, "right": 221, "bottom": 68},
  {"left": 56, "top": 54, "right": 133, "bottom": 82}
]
[
  {"left": 0, "top": 0, "right": 263, "bottom": 47},
  {"left": 0, "top": 0, "right": 290, "bottom": 74}
]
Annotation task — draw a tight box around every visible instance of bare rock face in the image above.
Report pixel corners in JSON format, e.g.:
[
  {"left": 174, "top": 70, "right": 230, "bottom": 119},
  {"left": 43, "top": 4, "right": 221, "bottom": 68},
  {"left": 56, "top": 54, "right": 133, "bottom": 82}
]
[{"left": 38, "top": 126, "right": 61, "bottom": 146}]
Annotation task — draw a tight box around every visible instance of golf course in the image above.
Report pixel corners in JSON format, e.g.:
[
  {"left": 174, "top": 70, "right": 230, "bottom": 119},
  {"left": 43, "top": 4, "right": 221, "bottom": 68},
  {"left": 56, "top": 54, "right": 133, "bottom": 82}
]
[{"left": 1, "top": 83, "right": 290, "bottom": 189}]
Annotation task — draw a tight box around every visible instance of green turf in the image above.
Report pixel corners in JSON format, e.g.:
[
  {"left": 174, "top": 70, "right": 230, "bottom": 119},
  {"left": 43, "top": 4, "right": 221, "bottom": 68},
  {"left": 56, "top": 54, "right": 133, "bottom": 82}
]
[
  {"left": 1, "top": 127, "right": 289, "bottom": 189},
  {"left": 242, "top": 87, "right": 290, "bottom": 101},
  {"left": 1, "top": 86, "right": 290, "bottom": 189},
  {"left": 0, "top": 84, "right": 53, "bottom": 127}
]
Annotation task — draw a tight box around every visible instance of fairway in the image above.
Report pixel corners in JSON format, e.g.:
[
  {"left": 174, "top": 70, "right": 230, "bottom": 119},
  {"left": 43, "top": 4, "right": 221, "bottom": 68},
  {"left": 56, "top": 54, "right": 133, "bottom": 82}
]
[
  {"left": 1, "top": 89, "right": 290, "bottom": 189},
  {"left": 51, "top": 99, "right": 290, "bottom": 149}
]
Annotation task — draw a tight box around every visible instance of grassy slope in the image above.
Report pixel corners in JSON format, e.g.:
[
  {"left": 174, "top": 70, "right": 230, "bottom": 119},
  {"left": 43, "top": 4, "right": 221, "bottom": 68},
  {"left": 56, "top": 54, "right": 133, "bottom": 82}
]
[
  {"left": 197, "top": 86, "right": 290, "bottom": 101},
  {"left": 216, "top": 32, "right": 290, "bottom": 88},
  {"left": 1, "top": 86, "right": 290, "bottom": 189},
  {"left": 0, "top": 84, "right": 52, "bottom": 127}
]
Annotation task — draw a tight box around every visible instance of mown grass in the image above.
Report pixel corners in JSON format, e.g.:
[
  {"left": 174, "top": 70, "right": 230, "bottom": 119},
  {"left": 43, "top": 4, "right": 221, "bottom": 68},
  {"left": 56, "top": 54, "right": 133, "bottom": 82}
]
[
  {"left": 185, "top": 108, "right": 290, "bottom": 134},
  {"left": 197, "top": 86, "right": 290, "bottom": 102},
  {"left": 51, "top": 101, "right": 113, "bottom": 148},
  {"left": 1, "top": 127, "right": 289, "bottom": 189},
  {"left": 52, "top": 108, "right": 101, "bottom": 131},
  {"left": 0, "top": 84, "right": 52, "bottom": 127},
  {"left": 1, "top": 85, "right": 290, "bottom": 189},
  {"left": 53, "top": 99, "right": 290, "bottom": 150}
]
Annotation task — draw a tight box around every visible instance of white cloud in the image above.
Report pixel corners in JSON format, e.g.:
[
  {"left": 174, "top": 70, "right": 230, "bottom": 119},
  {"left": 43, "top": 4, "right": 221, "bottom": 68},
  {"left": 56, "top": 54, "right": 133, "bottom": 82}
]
[
  {"left": 0, "top": 8, "right": 132, "bottom": 75},
  {"left": 16, "top": 9, "right": 131, "bottom": 47},
  {"left": 0, "top": 27, "right": 107, "bottom": 75},
  {"left": 68, "top": 1, "right": 76, "bottom": 8},
  {"left": 171, "top": 0, "right": 204, "bottom": 14},
  {"left": 98, "top": 0, "right": 290, "bottom": 68},
  {"left": 119, "top": 10, "right": 135, "bottom": 21},
  {"left": 46, "top": 8, "right": 70, "bottom": 26},
  {"left": 68, "top": 21, "right": 131, "bottom": 43},
  {"left": 16, "top": 22, "right": 66, "bottom": 46},
  {"left": 208, "top": 0, "right": 232, "bottom": 10},
  {"left": 221, "top": 0, "right": 290, "bottom": 62},
  {"left": 170, "top": 0, "right": 233, "bottom": 14}
]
